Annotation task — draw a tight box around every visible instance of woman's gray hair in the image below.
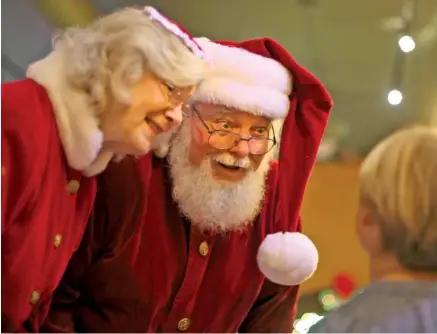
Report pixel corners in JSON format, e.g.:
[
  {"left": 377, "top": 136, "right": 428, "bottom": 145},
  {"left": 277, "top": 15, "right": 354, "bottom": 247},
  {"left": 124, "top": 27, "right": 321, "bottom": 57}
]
[
  {"left": 53, "top": 7, "right": 208, "bottom": 114},
  {"left": 360, "top": 126, "right": 437, "bottom": 272}
]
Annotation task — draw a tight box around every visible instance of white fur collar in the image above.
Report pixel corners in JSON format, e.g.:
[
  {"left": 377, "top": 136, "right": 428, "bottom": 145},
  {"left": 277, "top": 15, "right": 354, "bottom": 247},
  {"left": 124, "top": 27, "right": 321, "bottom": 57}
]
[{"left": 26, "top": 51, "right": 113, "bottom": 176}]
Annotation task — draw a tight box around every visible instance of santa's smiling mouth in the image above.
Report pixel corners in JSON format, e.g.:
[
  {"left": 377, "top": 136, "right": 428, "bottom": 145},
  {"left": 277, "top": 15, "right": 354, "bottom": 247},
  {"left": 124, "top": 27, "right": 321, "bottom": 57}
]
[{"left": 216, "top": 161, "right": 242, "bottom": 171}]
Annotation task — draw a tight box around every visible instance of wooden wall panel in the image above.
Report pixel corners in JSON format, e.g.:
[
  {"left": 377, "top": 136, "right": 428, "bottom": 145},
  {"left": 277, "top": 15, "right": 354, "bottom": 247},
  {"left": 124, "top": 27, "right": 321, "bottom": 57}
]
[{"left": 299, "top": 162, "right": 370, "bottom": 293}]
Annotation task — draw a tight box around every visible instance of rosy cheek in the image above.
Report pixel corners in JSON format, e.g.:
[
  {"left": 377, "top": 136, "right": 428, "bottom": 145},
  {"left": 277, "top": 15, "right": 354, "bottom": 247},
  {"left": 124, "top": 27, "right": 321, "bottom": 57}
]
[
  {"left": 187, "top": 125, "right": 210, "bottom": 163},
  {"left": 191, "top": 123, "right": 205, "bottom": 143}
]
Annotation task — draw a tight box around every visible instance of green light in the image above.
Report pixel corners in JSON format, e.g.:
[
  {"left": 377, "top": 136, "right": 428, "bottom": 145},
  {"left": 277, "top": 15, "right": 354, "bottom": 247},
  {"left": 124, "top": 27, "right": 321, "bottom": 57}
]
[{"left": 318, "top": 289, "right": 340, "bottom": 311}]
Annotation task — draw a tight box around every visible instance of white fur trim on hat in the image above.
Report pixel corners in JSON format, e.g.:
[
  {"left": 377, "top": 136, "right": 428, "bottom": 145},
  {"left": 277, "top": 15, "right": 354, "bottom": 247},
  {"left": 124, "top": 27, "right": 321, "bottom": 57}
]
[
  {"left": 257, "top": 232, "right": 319, "bottom": 286},
  {"left": 193, "top": 38, "right": 292, "bottom": 119},
  {"left": 144, "top": 7, "right": 206, "bottom": 60}
]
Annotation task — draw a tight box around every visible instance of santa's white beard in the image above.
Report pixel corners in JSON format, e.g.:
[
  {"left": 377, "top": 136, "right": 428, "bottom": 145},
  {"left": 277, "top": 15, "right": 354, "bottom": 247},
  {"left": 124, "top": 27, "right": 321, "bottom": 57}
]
[{"left": 168, "top": 120, "right": 272, "bottom": 233}]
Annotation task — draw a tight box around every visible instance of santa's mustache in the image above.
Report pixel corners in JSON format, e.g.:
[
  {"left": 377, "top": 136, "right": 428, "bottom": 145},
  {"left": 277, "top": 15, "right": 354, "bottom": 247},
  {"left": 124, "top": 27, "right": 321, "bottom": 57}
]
[{"left": 213, "top": 152, "right": 253, "bottom": 169}]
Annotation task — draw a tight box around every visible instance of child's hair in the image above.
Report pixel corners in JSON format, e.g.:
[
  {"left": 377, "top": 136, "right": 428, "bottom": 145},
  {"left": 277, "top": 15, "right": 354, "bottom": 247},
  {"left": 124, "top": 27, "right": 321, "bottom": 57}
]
[{"left": 360, "top": 126, "right": 437, "bottom": 271}]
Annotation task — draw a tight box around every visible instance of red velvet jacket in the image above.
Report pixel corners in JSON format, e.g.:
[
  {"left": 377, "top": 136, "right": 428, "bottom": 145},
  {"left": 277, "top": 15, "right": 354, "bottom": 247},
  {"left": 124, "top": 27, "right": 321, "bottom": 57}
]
[
  {"left": 42, "top": 156, "right": 300, "bottom": 333},
  {"left": 1, "top": 79, "right": 97, "bottom": 332},
  {"left": 42, "top": 42, "right": 333, "bottom": 332}
]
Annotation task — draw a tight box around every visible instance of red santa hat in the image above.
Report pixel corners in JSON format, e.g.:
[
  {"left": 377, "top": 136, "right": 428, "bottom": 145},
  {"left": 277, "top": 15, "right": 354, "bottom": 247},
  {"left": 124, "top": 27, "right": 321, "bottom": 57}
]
[
  {"left": 192, "top": 37, "right": 292, "bottom": 118},
  {"left": 201, "top": 37, "right": 333, "bottom": 286},
  {"left": 157, "top": 37, "right": 333, "bottom": 286},
  {"left": 144, "top": 7, "right": 207, "bottom": 61}
]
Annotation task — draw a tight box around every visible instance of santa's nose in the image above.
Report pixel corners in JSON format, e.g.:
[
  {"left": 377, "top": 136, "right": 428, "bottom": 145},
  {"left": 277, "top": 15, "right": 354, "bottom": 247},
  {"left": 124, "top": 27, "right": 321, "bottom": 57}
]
[{"left": 230, "top": 139, "right": 250, "bottom": 157}]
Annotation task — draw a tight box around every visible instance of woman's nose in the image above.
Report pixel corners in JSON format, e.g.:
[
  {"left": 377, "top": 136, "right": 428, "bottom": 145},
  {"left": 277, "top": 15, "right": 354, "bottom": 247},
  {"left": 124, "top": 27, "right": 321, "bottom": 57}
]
[
  {"left": 165, "top": 105, "right": 183, "bottom": 125},
  {"left": 148, "top": 106, "right": 183, "bottom": 133}
]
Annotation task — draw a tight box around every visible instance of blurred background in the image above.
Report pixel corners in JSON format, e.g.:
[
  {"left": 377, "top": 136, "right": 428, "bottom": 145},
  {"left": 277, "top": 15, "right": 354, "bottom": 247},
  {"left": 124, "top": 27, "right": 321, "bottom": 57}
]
[{"left": 2, "top": 0, "right": 437, "bottom": 332}]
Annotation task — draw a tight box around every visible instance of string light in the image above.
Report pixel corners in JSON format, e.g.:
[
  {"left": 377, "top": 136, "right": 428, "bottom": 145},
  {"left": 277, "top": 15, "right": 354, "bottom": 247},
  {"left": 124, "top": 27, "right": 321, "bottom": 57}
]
[
  {"left": 398, "top": 35, "right": 416, "bottom": 53},
  {"left": 387, "top": 89, "right": 403, "bottom": 105},
  {"left": 293, "top": 284, "right": 361, "bottom": 334},
  {"left": 293, "top": 313, "right": 324, "bottom": 334},
  {"left": 318, "top": 289, "right": 341, "bottom": 311},
  {"left": 386, "top": 0, "right": 418, "bottom": 105}
]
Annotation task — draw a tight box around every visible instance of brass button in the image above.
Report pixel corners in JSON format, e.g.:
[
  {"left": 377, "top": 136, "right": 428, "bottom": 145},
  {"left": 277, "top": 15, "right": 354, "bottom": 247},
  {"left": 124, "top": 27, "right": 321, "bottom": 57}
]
[
  {"left": 1, "top": 166, "right": 5, "bottom": 176},
  {"left": 66, "top": 180, "right": 80, "bottom": 194},
  {"left": 30, "top": 290, "right": 41, "bottom": 305},
  {"left": 198, "top": 241, "right": 209, "bottom": 257},
  {"left": 177, "top": 318, "right": 191, "bottom": 332},
  {"left": 54, "top": 234, "right": 62, "bottom": 248}
]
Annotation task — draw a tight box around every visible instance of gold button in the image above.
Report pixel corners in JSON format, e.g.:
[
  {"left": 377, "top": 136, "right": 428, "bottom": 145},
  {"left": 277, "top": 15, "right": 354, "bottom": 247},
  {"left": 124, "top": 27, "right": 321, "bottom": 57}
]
[
  {"left": 177, "top": 318, "right": 191, "bottom": 332},
  {"left": 54, "top": 234, "right": 62, "bottom": 248},
  {"left": 66, "top": 180, "right": 80, "bottom": 194},
  {"left": 30, "top": 290, "right": 40, "bottom": 305},
  {"left": 198, "top": 241, "right": 209, "bottom": 257},
  {"left": 1, "top": 166, "right": 5, "bottom": 176}
]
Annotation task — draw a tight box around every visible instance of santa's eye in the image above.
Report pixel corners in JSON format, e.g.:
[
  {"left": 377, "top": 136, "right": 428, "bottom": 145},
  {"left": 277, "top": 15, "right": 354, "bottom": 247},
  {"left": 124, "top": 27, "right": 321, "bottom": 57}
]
[
  {"left": 217, "top": 121, "right": 231, "bottom": 130},
  {"left": 253, "top": 127, "right": 268, "bottom": 137}
]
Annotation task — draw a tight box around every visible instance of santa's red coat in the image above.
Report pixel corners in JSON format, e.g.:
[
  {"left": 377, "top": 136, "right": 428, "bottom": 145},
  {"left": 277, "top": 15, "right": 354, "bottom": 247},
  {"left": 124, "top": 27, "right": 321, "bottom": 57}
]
[
  {"left": 41, "top": 156, "right": 298, "bottom": 333},
  {"left": 1, "top": 79, "right": 97, "bottom": 332},
  {"left": 41, "top": 40, "right": 333, "bottom": 332}
]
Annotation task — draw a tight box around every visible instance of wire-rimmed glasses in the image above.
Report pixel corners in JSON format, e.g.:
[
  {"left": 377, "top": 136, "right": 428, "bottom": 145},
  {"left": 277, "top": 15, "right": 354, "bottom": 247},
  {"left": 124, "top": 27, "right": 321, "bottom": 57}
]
[
  {"left": 191, "top": 104, "right": 277, "bottom": 155},
  {"left": 164, "top": 83, "right": 195, "bottom": 108}
]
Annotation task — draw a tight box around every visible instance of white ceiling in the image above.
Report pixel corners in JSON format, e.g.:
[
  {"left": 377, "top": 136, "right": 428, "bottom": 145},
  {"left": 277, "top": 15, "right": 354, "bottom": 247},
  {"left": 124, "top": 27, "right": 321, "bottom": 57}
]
[{"left": 2, "top": 0, "right": 437, "bottom": 153}]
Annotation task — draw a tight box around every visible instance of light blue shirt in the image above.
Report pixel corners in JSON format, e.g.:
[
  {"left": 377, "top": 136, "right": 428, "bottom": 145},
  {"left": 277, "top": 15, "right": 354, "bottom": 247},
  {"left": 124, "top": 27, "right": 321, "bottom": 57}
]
[{"left": 309, "top": 280, "right": 437, "bottom": 333}]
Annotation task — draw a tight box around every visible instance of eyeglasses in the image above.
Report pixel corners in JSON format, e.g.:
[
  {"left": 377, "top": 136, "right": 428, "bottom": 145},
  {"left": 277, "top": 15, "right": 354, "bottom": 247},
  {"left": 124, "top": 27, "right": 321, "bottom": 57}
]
[
  {"left": 191, "top": 104, "right": 277, "bottom": 155},
  {"left": 164, "top": 83, "right": 195, "bottom": 108}
]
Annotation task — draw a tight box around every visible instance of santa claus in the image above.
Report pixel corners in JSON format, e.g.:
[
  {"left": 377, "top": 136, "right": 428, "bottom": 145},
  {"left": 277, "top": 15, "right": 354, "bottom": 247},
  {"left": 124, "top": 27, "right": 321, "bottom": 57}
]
[
  {"left": 1, "top": 6, "right": 208, "bottom": 332},
  {"left": 42, "top": 37, "right": 332, "bottom": 333}
]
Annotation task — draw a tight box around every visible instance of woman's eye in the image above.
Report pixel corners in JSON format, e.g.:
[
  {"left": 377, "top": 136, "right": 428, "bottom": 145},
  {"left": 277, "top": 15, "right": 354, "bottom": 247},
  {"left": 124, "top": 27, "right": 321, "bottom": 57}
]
[{"left": 165, "top": 82, "right": 174, "bottom": 92}]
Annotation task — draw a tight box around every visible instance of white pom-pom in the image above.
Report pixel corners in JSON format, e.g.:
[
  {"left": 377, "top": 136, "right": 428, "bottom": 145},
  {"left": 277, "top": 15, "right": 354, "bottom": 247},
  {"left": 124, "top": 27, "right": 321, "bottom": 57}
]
[{"left": 257, "top": 232, "right": 319, "bottom": 286}]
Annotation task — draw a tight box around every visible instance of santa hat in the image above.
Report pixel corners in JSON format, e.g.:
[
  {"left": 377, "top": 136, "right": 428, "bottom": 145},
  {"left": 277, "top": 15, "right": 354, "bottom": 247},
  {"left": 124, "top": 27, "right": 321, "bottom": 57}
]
[
  {"left": 157, "top": 37, "right": 333, "bottom": 286},
  {"left": 144, "top": 7, "right": 206, "bottom": 60},
  {"left": 227, "top": 38, "right": 332, "bottom": 286},
  {"left": 152, "top": 37, "right": 291, "bottom": 157},
  {"left": 192, "top": 37, "right": 292, "bottom": 118}
]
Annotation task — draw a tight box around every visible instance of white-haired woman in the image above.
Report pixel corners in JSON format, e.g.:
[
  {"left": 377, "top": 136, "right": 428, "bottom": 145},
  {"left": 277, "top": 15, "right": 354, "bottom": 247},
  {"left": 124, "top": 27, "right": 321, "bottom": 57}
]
[
  {"left": 310, "top": 126, "right": 437, "bottom": 333},
  {"left": 1, "top": 6, "right": 208, "bottom": 332}
]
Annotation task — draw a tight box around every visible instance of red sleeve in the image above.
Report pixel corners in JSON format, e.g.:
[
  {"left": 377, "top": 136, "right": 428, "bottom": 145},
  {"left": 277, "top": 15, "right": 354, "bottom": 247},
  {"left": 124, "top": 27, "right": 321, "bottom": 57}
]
[
  {"left": 239, "top": 217, "right": 302, "bottom": 333},
  {"left": 1, "top": 81, "right": 45, "bottom": 234},
  {"left": 1, "top": 128, "right": 32, "bottom": 234},
  {"left": 2, "top": 125, "right": 16, "bottom": 233},
  {"left": 41, "top": 157, "right": 148, "bottom": 333},
  {"left": 239, "top": 282, "right": 299, "bottom": 333},
  {"left": 40, "top": 219, "right": 96, "bottom": 333}
]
